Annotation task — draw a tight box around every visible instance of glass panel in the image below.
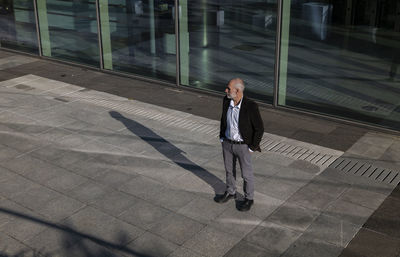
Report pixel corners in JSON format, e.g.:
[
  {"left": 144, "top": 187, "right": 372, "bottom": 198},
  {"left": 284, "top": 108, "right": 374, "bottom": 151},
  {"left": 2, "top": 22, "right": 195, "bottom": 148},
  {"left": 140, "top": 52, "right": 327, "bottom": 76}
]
[
  {"left": 36, "top": 0, "right": 99, "bottom": 66},
  {"left": 99, "top": 0, "right": 176, "bottom": 82},
  {"left": 279, "top": 0, "right": 400, "bottom": 131},
  {"left": 0, "top": 0, "right": 38, "bottom": 53},
  {"left": 179, "top": 0, "right": 278, "bottom": 102}
]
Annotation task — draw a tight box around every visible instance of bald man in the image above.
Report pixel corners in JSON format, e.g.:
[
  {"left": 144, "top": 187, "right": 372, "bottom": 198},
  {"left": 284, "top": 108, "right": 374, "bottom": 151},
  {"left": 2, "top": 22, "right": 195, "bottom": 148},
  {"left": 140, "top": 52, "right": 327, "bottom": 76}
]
[{"left": 214, "top": 78, "right": 264, "bottom": 211}]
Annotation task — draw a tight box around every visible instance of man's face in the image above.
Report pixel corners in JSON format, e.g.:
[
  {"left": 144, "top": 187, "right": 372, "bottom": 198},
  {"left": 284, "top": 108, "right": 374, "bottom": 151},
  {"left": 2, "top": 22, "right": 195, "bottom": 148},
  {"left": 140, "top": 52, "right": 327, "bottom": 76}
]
[{"left": 225, "top": 82, "right": 237, "bottom": 99}]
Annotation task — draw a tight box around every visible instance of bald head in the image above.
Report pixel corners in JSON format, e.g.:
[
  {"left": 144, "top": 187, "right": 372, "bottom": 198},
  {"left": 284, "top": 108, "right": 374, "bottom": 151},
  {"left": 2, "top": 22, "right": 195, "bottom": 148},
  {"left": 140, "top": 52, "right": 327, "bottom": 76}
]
[
  {"left": 225, "top": 78, "right": 245, "bottom": 103},
  {"left": 229, "top": 78, "right": 245, "bottom": 92}
]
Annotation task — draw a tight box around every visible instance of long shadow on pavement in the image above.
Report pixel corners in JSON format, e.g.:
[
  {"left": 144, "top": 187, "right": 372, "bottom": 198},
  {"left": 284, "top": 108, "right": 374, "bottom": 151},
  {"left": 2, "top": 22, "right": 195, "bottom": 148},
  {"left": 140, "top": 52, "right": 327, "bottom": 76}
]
[{"left": 109, "top": 111, "right": 225, "bottom": 194}]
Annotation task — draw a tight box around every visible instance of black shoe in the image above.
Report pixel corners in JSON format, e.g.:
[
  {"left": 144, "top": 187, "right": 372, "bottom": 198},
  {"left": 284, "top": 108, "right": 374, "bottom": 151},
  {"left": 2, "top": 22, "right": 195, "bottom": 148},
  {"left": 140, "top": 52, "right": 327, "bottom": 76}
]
[
  {"left": 238, "top": 198, "right": 254, "bottom": 211},
  {"left": 214, "top": 191, "right": 235, "bottom": 203}
]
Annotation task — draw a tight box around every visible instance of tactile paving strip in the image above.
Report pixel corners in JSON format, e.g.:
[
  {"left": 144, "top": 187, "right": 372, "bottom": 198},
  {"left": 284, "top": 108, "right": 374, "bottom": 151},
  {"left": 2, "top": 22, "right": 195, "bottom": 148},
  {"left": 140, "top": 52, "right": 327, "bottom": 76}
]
[
  {"left": 258, "top": 138, "right": 338, "bottom": 167},
  {"left": 329, "top": 157, "right": 400, "bottom": 186}
]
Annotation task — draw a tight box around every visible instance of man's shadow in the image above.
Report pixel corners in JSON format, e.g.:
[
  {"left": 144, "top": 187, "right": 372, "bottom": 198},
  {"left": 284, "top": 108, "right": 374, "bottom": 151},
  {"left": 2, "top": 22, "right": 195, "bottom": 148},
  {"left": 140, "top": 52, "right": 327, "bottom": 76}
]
[{"left": 109, "top": 111, "right": 225, "bottom": 195}]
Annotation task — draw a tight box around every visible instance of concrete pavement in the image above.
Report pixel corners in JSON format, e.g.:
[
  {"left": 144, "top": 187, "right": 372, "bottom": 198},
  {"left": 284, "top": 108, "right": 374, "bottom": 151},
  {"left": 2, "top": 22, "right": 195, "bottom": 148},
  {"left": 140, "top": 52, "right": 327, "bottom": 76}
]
[{"left": 0, "top": 49, "right": 399, "bottom": 257}]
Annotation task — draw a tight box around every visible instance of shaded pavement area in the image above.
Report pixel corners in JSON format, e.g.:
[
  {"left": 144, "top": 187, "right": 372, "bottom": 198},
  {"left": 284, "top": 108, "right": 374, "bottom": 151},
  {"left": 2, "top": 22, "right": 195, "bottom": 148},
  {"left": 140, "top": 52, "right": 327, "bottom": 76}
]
[{"left": 0, "top": 49, "right": 399, "bottom": 257}]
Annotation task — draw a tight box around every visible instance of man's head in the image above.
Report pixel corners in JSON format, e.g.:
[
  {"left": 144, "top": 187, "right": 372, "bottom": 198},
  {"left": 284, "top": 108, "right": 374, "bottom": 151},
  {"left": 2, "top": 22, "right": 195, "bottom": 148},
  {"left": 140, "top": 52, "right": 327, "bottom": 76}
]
[{"left": 225, "top": 78, "right": 245, "bottom": 100}]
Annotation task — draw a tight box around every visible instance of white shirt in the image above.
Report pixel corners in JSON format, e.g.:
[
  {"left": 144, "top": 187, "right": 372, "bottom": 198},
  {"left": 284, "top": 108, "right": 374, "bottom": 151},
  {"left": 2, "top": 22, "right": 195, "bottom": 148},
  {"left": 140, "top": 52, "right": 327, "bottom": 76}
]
[
  {"left": 225, "top": 98, "right": 244, "bottom": 142},
  {"left": 221, "top": 98, "right": 253, "bottom": 152}
]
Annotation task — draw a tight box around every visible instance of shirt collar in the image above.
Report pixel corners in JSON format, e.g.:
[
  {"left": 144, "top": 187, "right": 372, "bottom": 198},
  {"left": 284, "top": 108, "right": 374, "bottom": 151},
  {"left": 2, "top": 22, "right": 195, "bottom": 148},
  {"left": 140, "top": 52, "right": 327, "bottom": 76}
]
[{"left": 229, "top": 97, "right": 243, "bottom": 109}]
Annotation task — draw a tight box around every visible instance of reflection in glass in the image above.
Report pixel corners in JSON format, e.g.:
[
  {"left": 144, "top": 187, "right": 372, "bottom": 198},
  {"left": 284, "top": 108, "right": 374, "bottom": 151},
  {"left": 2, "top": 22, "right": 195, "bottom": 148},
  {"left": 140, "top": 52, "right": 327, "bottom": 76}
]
[
  {"left": 279, "top": 0, "right": 400, "bottom": 131},
  {"left": 99, "top": 0, "right": 176, "bottom": 82},
  {"left": 0, "top": 0, "right": 38, "bottom": 53},
  {"left": 36, "top": 0, "right": 99, "bottom": 66},
  {"left": 179, "top": 0, "right": 277, "bottom": 102}
]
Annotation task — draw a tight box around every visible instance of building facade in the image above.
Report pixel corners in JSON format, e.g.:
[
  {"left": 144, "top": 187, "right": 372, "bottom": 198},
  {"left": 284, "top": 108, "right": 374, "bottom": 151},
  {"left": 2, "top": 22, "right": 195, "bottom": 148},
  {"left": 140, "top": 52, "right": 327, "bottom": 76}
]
[{"left": 0, "top": 0, "right": 399, "bottom": 131}]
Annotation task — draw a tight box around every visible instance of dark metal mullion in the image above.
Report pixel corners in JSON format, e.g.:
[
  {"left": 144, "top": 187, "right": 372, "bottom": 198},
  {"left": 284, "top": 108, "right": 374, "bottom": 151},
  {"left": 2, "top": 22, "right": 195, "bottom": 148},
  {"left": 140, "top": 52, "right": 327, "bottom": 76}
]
[
  {"left": 273, "top": 0, "right": 283, "bottom": 108},
  {"left": 95, "top": 0, "right": 104, "bottom": 69},
  {"left": 175, "top": 0, "right": 181, "bottom": 87},
  {"left": 32, "top": 0, "right": 42, "bottom": 56}
]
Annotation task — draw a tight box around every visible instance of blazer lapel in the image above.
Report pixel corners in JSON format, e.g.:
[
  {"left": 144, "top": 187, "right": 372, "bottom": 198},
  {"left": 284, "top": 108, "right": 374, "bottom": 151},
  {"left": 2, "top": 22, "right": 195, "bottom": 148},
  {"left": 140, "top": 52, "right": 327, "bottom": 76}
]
[{"left": 239, "top": 96, "right": 247, "bottom": 127}]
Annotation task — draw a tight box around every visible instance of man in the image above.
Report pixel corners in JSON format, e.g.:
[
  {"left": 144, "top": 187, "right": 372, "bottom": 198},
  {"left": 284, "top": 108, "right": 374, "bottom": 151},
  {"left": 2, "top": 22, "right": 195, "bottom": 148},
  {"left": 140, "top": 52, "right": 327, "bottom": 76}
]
[{"left": 214, "top": 78, "right": 264, "bottom": 211}]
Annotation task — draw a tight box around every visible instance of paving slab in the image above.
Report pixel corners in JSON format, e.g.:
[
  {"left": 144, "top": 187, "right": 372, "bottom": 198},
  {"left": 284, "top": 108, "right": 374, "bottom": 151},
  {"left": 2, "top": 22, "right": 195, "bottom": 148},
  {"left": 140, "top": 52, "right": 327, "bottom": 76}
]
[
  {"left": 65, "top": 206, "right": 145, "bottom": 246},
  {"left": 281, "top": 234, "right": 343, "bottom": 257},
  {"left": 346, "top": 141, "right": 391, "bottom": 160},
  {"left": 31, "top": 127, "right": 75, "bottom": 143},
  {"left": 209, "top": 203, "right": 263, "bottom": 237},
  {"left": 68, "top": 181, "right": 113, "bottom": 204},
  {"left": 0, "top": 174, "right": 38, "bottom": 199},
  {"left": 363, "top": 196, "right": 400, "bottom": 239},
  {"left": 0, "top": 166, "right": 16, "bottom": 183},
  {"left": 171, "top": 171, "right": 223, "bottom": 196},
  {"left": 75, "top": 124, "right": 116, "bottom": 142},
  {"left": 122, "top": 159, "right": 187, "bottom": 184},
  {"left": 2, "top": 154, "right": 65, "bottom": 180},
  {"left": 150, "top": 212, "right": 205, "bottom": 245},
  {"left": 338, "top": 187, "right": 387, "bottom": 210},
  {"left": 44, "top": 171, "right": 88, "bottom": 194},
  {"left": 10, "top": 185, "right": 61, "bottom": 212},
  {"left": 177, "top": 197, "right": 229, "bottom": 224},
  {"left": 0, "top": 111, "right": 47, "bottom": 135},
  {"left": 119, "top": 175, "right": 166, "bottom": 201},
  {"left": 118, "top": 199, "right": 172, "bottom": 230},
  {"left": 223, "top": 240, "right": 275, "bottom": 257},
  {"left": 169, "top": 246, "right": 207, "bottom": 257},
  {"left": 143, "top": 186, "right": 198, "bottom": 212},
  {"left": 323, "top": 198, "right": 375, "bottom": 227},
  {"left": 25, "top": 226, "right": 81, "bottom": 255},
  {"left": 248, "top": 192, "right": 284, "bottom": 220},
  {"left": 303, "top": 214, "right": 360, "bottom": 247},
  {"left": 38, "top": 147, "right": 94, "bottom": 169},
  {"left": 266, "top": 202, "right": 320, "bottom": 232},
  {"left": 0, "top": 74, "right": 41, "bottom": 87},
  {"left": 0, "top": 198, "right": 37, "bottom": 227},
  {"left": 286, "top": 186, "right": 339, "bottom": 211},
  {"left": 66, "top": 239, "right": 119, "bottom": 257},
  {"left": 68, "top": 157, "right": 111, "bottom": 178},
  {"left": 0, "top": 231, "right": 34, "bottom": 257},
  {"left": 126, "top": 231, "right": 179, "bottom": 257},
  {"left": 0, "top": 211, "right": 49, "bottom": 242},
  {"left": 244, "top": 221, "right": 302, "bottom": 255},
  {"left": 37, "top": 195, "right": 86, "bottom": 223},
  {"left": 0, "top": 144, "right": 21, "bottom": 162},
  {"left": 90, "top": 190, "right": 137, "bottom": 218},
  {"left": 92, "top": 168, "right": 136, "bottom": 188},
  {"left": 182, "top": 226, "right": 241, "bottom": 257},
  {"left": 339, "top": 228, "right": 400, "bottom": 257},
  {"left": 255, "top": 176, "right": 301, "bottom": 201}
]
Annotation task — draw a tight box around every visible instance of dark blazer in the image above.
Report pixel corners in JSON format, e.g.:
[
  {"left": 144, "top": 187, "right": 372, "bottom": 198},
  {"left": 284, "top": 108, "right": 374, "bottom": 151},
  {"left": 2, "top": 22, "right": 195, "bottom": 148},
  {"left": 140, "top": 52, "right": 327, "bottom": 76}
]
[{"left": 220, "top": 96, "right": 264, "bottom": 152}]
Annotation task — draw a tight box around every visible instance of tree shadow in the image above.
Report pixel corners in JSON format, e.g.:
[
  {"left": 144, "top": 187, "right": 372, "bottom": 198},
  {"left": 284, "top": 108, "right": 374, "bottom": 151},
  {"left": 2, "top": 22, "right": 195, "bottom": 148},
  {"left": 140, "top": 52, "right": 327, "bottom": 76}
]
[
  {"left": 0, "top": 207, "right": 152, "bottom": 257},
  {"left": 109, "top": 111, "right": 225, "bottom": 195}
]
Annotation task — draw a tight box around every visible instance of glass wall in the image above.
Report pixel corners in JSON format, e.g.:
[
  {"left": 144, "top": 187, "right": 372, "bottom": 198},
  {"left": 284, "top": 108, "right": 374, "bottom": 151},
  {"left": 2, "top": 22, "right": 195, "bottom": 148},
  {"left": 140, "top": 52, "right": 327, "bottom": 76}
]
[
  {"left": 179, "top": 0, "right": 278, "bottom": 102},
  {"left": 36, "top": 0, "right": 100, "bottom": 66},
  {"left": 0, "top": 0, "right": 38, "bottom": 53},
  {"left": 99, "top": 0, "right": 176, "bottom": 82},
  {"left": 0, "top": 0, "right": 399, "bottom": 131},
  {"left": 278, "top": 0, "right": 400, "bottom": 130}
]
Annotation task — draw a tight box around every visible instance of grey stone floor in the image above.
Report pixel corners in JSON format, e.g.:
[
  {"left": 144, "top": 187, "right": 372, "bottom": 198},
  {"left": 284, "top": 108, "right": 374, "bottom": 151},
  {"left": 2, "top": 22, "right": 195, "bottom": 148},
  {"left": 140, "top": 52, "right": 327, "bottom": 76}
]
[{"left": 0, "top": 71, "right": 399, "bottom": 257}]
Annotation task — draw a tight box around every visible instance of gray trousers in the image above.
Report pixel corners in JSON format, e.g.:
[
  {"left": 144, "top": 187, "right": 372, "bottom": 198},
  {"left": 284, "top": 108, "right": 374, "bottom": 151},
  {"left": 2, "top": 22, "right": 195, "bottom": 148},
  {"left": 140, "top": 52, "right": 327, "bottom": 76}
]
[{"left": 222, "top": 141, "right": 254, "bottom": 200}]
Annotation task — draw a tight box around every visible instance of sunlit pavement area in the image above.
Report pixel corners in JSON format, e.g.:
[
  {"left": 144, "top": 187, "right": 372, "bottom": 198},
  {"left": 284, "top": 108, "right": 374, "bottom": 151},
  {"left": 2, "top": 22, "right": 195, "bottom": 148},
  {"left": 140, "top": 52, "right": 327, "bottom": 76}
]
[{"left": 0, "top": 49, "right": 400, "bottom": 257}]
